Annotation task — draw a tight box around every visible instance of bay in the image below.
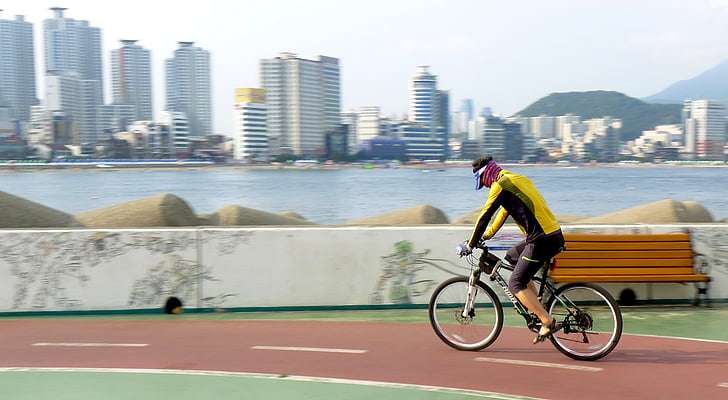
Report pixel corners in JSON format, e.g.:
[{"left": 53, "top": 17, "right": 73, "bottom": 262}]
[{"left": 1, "top": 166, "right": 727, "bottom": 223}]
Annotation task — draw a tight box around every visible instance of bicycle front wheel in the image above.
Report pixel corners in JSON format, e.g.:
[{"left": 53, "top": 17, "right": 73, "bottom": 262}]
[
  {"left": 428, "top": 276, "right": 503, "bottom": 351},
  {"left": 546, "top": 282, "right": 622, "bottom": 361}
]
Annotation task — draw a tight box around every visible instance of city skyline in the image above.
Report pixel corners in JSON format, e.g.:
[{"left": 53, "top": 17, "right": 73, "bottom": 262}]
[{"left": 2, "top": 0, "right": 728, "bottom": 137}]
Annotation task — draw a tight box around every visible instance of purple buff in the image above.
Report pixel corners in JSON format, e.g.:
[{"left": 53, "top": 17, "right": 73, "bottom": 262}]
[{"left": 474, "top": 160, "right": 503, "bottom": 190}]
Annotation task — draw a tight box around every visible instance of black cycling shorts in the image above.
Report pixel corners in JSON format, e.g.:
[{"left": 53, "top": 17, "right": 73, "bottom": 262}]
[{"left": 506, "top": 230, "right": 565, "bottom": 293}]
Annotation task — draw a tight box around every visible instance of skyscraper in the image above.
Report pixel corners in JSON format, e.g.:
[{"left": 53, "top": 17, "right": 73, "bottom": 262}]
[
  {"left": 260, "top": 53, "right": 341, "bottom": 156},
  {"left": 233, "top": 88, "right": 268, "bottom": 161},
  {"left": 165, "top": 42, "right": 212, "bottom": 137},
  {"left": 43, "top": 8, "right": 103, "bottom": 144},
  {"left": 44, "top": 7, "right": 103, "bottom": 90},
  {"left": 0, "top": 13, "right": 37, "bottom": 125},
  {"left": 408, "top": 66, "right": 437, "bottom": 127},
  {"left": 436, "top": 90, "right": 450, "bottom": 158},
  {"left": 682, "top": 100, "right": 726, "bottom": 160},
  {"left": 112, "top": 40, "right": 153, "bottom": 121}
]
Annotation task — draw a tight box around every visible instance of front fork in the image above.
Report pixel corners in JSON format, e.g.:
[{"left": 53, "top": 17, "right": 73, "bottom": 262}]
[{"left": 462, "top": 268, "right": 482, "bottom": 318}]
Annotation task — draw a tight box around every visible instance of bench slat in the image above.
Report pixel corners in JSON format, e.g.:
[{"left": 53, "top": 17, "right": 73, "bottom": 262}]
[
  {"left": 564, "top": 233, "right": 690, "bottom": 242},
  {"left": 552, "top": 274, "right": 710, "bottom": 283},
  {"left": 552, "top": 267, "right": 696, "bottom": 276},
  {"left": 565, "top": 242, "right": 692, "bottom": 251},
  {"left": 555, "top": 258, "right": 693, "bottom": 267},
  {"left": 556, "top": 250, "right": 692, "bottom": 260}
]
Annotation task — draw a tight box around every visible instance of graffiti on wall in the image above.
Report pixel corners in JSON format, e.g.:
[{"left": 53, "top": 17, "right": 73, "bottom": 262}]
[
  {"left": 0, "top": 230, "right": 247, "bottom": 311},
  {"left": 370, "top": 240, "right": 468, "bottom": 304}
]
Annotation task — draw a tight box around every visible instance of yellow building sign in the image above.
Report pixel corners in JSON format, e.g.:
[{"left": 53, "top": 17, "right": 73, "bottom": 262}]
[{"left": 235, "top": 88, "right": 266, "bottom": 104}]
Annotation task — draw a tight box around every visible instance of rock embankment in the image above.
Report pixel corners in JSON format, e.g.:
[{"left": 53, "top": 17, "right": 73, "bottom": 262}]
[
  {"left": 0, "top": 191, "right": 723, "bottom": 228},
  {"left": 0, "top": 191, "right": 81, "bottom": 228},
  {"left": 76, "top": 193, "right": 199, "bottom": 228},
  {"left": 347, "top": 205, "right": 450, "bottom": 225}
]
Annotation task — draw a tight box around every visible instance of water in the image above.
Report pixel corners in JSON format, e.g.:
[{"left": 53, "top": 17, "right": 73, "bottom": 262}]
[{"left": 1, "top": 166, "right": 727, "bottom": 223}]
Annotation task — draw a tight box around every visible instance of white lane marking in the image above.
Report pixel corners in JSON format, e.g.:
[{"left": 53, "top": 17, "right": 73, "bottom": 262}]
[
  {"left": 474, "top": 357, "right": 602, "bottom": 372},
  {"left": 251, "top": 345, "right": 367, "bottom": 354},
  {"left": 0, "top": 367, "right": 546, "bottom": 399},
  {"left": 625, "top": 333, "right": 728, "bottom": 345},
  {"left": 509, "top": 325, "right": 728, "bottom": 345},
  {"left": 718, "top": 382, "right": 728, "bottom": 388},
  {"left": 32, "top": 343, "right": 148, "bottom": 348}
]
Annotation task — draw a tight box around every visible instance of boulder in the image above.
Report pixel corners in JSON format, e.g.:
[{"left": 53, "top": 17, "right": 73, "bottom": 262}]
[
  {"left": 578, "top": 199, "right": 714, "bottom": 224},
  {"left": 197, "top": 213, "right": 220, "bottom": 226},
  {"left": 556, "top": 215, "right": 587, "bottom": 224},
  {"left": 76, "top": 193, "right": 199, "bottom": 228},
  {"left": 216, "top": 205, "right": 315, "bottom": 226},
  {"left": 453, "top": 209, "right": 516, "bottom": 225},
  {"left": 0, "top": 191, "right": 81, "bottom": 228},
  {"left": 278, "top": 211, "right": 308, "bottom": 221},
  {"left": 348, "top": 205, "right": 449, "bottom": 225}
]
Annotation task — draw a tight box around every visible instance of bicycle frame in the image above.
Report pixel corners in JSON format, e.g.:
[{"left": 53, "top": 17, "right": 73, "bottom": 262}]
[{"left": 463, "top": 249, "right": 581, "bottom": 333}]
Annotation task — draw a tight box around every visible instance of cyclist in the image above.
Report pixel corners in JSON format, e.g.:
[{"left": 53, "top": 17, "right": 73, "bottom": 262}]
[{"left": 457, "top": 156, "right": 565, "bottom": 344}]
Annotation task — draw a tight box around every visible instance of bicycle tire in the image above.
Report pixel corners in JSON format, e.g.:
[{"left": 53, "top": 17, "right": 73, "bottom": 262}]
[
  {"left": 428, "top": 276, "right": 504, "bottom": 351},
  {"left": 545, "top": 282, "right": 623, "bottom": 361}
]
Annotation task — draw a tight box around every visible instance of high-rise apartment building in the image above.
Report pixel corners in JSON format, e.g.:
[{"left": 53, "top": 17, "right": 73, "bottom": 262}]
[
  {"left": 682, "top": 100, "right": 726, "bottom": 160},
  {"left": 233, "top": 88, "right": 268, "bottom": 161},
  {"left": 530, "top": 115, "right": 556, "bottom": 139},
  {"left": 44, "top": 7, "right": 103, "bottom": 89},
  {"left": 260, "top": 52, "right": 341, "bottom": 156},
  {"left": 158, "top": 111, "right": 190, "bottom": 156},
  {"left": 43, "top": 8, "right": 103, "bottom": 144},
  {"left": 112, "top": 40, "right": 153, "bottom": 121},
  {"left": 165, "top": 42, "right": 212, "bottom": 137},
  {"left": 0, "top": 14, "right": 37, "bottom": 125}
]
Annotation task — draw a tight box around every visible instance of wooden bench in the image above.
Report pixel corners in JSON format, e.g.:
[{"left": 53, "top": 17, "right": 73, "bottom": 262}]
[{"left": 551, "top": 233, "right": 711, "bottom": 305}]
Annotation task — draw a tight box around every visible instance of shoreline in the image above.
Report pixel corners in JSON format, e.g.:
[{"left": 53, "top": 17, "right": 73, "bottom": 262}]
[{"left": 1, "top": 160, "right": 727, "bottom": 173}]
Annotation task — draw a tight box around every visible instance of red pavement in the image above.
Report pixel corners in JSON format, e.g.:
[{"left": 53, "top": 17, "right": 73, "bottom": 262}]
[{"left": 0, "top": 319, "right": 726, "bottom": 399}]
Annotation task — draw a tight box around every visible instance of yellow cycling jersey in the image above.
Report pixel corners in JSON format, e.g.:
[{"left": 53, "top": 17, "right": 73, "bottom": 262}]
[{"left": 468, "top": 170, "right": 560, "bottom": 248}]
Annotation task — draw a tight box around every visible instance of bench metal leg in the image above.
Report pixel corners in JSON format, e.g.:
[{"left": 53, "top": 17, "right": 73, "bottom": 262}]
[{"left": 693, "top": 282, "right": 710, "bottom": 307}]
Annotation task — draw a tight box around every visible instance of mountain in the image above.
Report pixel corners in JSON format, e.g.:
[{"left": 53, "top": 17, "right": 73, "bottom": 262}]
[
  {"left": 515, "top": 91, "right": 682, "bottom": 140},
  {"left": 645, "top": 60, "right": 728, "bottom": 105}
]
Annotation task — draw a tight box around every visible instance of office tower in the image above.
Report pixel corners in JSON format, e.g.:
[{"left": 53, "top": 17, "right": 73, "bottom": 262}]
[
  {"left": 166, "top": 41, "right": 212, "bottom": 137},
  {"left": 340, "top": 112, "right": 358, "bottom": 155},
  {"left": 482, "top": 116, "right": 507, "bottom": 161},
  {"left": 233, "top": 88, "right": 268, "bottom": 161},
  {"left": 260, "top": 52, "right": 341, "bottom": 156},
  {"left": 112, "top": 40, "right": 153, "bottom": 121},
  {"left": 436, "top": 90, "right": 450, "bottom": 157},
  {"left": 408, "top": 66, "right": 437, "bottom": 127},
  {"left": 461, "top": 99, "right": 474, "bottom": 121},
  {"left": 0, "top": 13, "right": 37, "bottom": 124},
  {"left": 356, "top": 106, "right": 381, "bottom": 144}
]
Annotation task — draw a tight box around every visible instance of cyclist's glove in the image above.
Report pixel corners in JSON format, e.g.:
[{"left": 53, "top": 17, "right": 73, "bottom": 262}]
[{"left": 456, "top": 242, "right": 472, "bottom": 257}]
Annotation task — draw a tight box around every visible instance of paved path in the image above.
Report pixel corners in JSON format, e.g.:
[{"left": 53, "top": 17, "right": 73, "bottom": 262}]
[{"left": 0, "top": 319, "right": 726, "bottom": 399}]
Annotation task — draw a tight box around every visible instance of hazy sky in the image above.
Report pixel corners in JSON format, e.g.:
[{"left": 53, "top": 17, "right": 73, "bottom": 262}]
[{"left": 5, "top": 0, "right": 728, "bottom": 135}]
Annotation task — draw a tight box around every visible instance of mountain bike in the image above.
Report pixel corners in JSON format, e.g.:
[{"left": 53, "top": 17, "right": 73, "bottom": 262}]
[{"left": 428, "top": 241, "right": 622, "bottom": 361}]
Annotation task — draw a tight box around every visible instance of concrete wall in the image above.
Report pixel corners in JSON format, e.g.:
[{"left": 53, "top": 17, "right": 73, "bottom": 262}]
[{"left": 0, "top": 225, "right": 726, "bottom": 313}]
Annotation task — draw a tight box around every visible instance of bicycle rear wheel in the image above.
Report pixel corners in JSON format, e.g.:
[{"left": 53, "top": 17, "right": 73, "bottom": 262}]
[
  {"left": 428, "top": 276, "right": 503, "bottom": 351},
  {"left": 546, "top": 282, "right": 622, "bottom": 361}
]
